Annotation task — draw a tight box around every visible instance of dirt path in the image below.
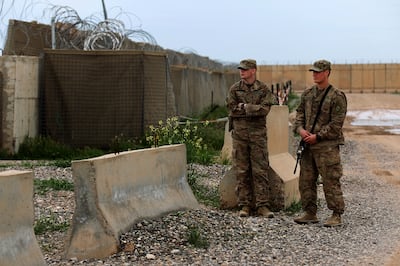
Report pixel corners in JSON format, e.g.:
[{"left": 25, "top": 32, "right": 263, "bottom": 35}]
[
  {"left": 344, "top": 93, "right": 400, "bottom": 265},
  {"left": 345, "top": 94, "right": 400, "bottom": 186},
  {"left": 345, "top": 93, "right": 400, "bottom": 110}
]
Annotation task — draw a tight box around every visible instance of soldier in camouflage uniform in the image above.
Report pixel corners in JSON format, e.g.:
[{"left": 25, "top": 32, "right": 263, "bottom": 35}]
[
  {"left": 293, "top": 59, "right": 347, "bottom": 227},
  {"left": 226, "top": 59, "right": 277, "bottom": 218}
]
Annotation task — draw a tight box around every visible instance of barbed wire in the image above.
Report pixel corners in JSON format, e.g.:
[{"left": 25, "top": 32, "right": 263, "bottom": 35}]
[
  {"left": 83, "top": 19, "right": 125, "bottom": 50},
  {"left": 50, "top": 5, "right": 157, "bottom": 51},
  {"left": 1, "top": 3, "right": 159, "bottom": 52}
]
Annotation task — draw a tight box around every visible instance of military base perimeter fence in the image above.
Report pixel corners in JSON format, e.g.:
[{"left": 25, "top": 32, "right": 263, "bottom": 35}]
[
  {"left": 1, "top": 10, "right": 399, "bottom": 265},
  {"left": 1, "top": 19, "right": 400, "bottom": 152}
]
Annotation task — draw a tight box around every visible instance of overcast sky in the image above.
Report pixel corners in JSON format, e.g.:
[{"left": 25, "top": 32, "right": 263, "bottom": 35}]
[{"left": 1, "top": 0, "right": 399, "bottom": 65}]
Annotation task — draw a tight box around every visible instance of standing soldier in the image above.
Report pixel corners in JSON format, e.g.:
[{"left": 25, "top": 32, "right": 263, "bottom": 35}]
[
  {"left": 226, "top": 59, "right": 277, "bottom": 217},
  {"left": 293, "top": 59, "right": 347, "bottom": 227}
]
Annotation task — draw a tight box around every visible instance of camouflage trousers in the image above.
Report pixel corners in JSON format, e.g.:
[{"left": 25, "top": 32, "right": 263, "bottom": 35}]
[
  {"left": 299, "top": 145, "right": 345, "bottom": 215},
  {"left": 232, "top": 128, "right": 270, "bottom": 208}
]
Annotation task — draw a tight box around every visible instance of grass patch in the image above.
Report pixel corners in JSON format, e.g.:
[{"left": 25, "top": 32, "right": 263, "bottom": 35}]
[
  {"left": 15, "top": 136, "right": 105, "bottom": 161},
  {"left": 0, "top": 163, "right": 14, "bottom": 168},
  {"left": 34, "top": 214, "right": 69, "bottom": 235},
  {"left": 34, "top": 178, "right": 74, "bottom": 195},
  {"left": 215, "top": 154, "right": 231, "bottom": 165},
  {"left": 49, "top": 159, "right": 72, "bottom": 168},
  {"left": 9, "top": 104, "right": 229, "bottom": 166},
  {"left": 187, "top": 224, "right": 209, "bottom": 249},
  {"left": 0, "top": 160, "right": 66, "bottom": 169},
  {"left": 198, "top": 105, "right": 228, "bottom": 121},
  {"left": 287, "top": 91, "right": 301, "bottom": 113},
  {"left": 187, "top": 167, "right": 219, "bottom": 208},
  {"left": 284, "top": 200, "right": 302, "bottom": 215},
  {"left": 17, "top": 136, "right": 75, "bottom": 159}
]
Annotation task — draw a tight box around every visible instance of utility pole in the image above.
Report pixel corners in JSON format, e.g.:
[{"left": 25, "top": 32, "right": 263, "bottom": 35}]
[{"left": 101, "top": 0, "right": 108, "bottom": 20}]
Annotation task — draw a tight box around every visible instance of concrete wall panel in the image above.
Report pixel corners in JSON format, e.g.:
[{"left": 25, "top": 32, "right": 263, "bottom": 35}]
[
  {"left": 65, "top": 144, "right": 199, "bottom": 260},
  {"left": 267, "top": 105, "right": 289, "bottom": 156},
  {"left": 0, "top": 56, "right": 39, "bottom": 153},
  {"left": 0, "top": 170, "right": 46, "bottom": 266},
  {"left": 220, "top": 106, "right": 300, "bottom": 210}
]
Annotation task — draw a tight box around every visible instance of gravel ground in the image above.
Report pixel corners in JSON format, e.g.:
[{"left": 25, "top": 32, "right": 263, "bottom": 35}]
[{"left": 2, "top": 135, "right": 400, "bottom": 266}]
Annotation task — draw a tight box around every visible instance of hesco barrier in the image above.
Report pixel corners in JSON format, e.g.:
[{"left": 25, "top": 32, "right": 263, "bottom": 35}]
[
  {"left": 219, "top": 105, "right": 300, "bottom": 210},
  {"left": 0, "top": 170, "right": 46, "bottom": 266},
  {"left": 258, "top": 63, "right": 400, "bottom": 93},
  {"left": 64, "top": 144, "right": 199, "bottom": 260},
  {"left": 42, "top": 50, "right": 175, "bottom": 149}
]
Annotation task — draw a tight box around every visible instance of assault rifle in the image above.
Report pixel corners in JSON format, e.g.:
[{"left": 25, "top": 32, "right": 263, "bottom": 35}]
[
  {"left": 293, "top": 140, "right": 305, "bottom": 174},
  {"left": 293, "top": 85, "right": 332, "bottom": 175}
]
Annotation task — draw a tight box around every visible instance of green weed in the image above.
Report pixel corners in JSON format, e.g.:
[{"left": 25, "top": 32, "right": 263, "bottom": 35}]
[
  {"left": 16, "top": 136, "right": 105, "bottom": 161},
  {"left": 187, "top": 224, "right": 209, "bottom": 249},
  {"left": 198, "top": 105, "right": 228, "bottom": 121},
  {"left": 284, "top": 200, "right": 302, "bottom": 215},
  {"left": 17, "top": 136, "right": 74, "bottom": 159},
  {"left": 287, "top": 91, "right": 301, "bottom": 113},
  {"left": 145, "top": 117, "right": 215, "bottom": 164},
  {"left": 34, "top": 214, "right": 69, "bottom": 235},
  {"left": 34, "top": 178, "right": 74, "bottom": 195},
  {"left": 187, "top": 167, "right": 220, "bottom": 208},
  {"left": 49, "top": 159, "right": 71, "bottom": 168}
]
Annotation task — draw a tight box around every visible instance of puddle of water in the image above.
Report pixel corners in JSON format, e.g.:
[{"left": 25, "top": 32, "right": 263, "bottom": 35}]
[
  {"left": 347, "top": 109, "right": 400, "bottom": 134},
  {"left": 387, "top": 128, "right": 400, "bottom": 134}
]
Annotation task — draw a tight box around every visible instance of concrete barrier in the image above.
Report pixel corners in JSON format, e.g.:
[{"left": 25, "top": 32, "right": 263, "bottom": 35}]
[
  {"left": 0, "top": 170, "right": 46, "bottom": 266},
  {"left": 0, "top": 56, "right": 40, "bottom": 154},
  {"left": 65, "top": 144, "right": 199, "bottom": 260},
  {"left": 219, "top": 105, "right": 300, "bottom": 210}
]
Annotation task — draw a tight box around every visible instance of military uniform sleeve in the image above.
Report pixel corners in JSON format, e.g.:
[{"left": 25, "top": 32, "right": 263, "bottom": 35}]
[
  {"left": 226, "top": 83, "right": 246, "bottom": 116},
  {"left": 244, "top": 85, "right": 277, "bottom": 116},
  {"left": 318, "top": 90, "right": 347, "bottom": 140},
  {"left": 293, "top": 93, "right": 306, "bottom": 134}
]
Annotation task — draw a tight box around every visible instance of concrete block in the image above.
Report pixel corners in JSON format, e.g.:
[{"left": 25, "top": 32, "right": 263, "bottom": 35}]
[
  {"left": 220, "top": 121, "right": 232, "bottom": 162},
  {"left": 0, "top": 170, "right": 46, "bottom": 266},
  {"left": 269, "top": 153, "right": 300, "bottom": 208},
  {"left": 219, "top": 157, "right": 299, "bottom": 211},
  {"left": 0, "top": 56, "right": 39, "bottom": 154},
  {"left": 221, "top": 105, "right": 291, "bottom": 161},
  {"left": 219, "top": 105, "right": 300, "bottom": 211},
  {"left": 65, "top": 144, "right": 199, "bottom": 260},
  {"left": 218, "top": 168, "right": 236, "bottom": 209},
  {"left": 267, "top": 106, "right": 289, "bottom": 156}
]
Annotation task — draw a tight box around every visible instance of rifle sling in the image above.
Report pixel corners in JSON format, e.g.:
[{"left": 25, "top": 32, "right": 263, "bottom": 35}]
[{"left": 310, "top": 85, "right": 331, "bottom": 133}]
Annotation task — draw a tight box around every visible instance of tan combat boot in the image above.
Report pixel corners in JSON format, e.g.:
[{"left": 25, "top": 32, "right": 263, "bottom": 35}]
[
  {"left": 239, "top": 206, "right": 250, "bottom": 217},
  {"left": 294, "top": 212, "right": 319, "bottom": 224},
  {"left": 323, "top": 213, "right": 342, "bottom": 227},
  {"left": 257, "top": 206, "right": 274, "bottom": 218}
]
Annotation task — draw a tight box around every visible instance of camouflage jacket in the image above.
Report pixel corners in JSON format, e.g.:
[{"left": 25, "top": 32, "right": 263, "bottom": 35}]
[
  {"left": 226, "top": 80, "right": 277, "bottom": 119},
  {"left": 294, "top": 84, "right": 347, "bottom": 148}
]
